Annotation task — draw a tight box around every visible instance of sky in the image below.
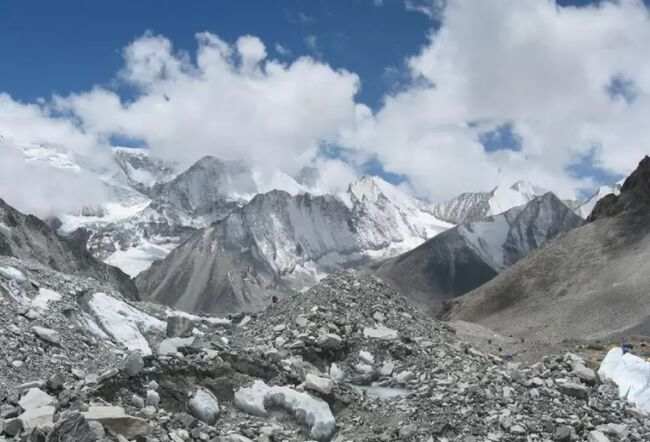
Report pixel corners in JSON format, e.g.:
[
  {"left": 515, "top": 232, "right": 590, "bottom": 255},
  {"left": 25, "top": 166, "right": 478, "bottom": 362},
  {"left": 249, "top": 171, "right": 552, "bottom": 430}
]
[{"left": 1, "top": 0, "right": 650, "bottom": 215}]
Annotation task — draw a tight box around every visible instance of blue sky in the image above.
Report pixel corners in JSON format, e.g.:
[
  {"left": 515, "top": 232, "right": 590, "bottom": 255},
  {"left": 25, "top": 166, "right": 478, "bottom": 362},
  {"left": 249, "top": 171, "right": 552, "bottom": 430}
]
[
  {"left": 0, "top": 0, "right": 435, "bottom": 110},
  {"left": 1, "top": 0, "right": 647, "bottom": 202}
]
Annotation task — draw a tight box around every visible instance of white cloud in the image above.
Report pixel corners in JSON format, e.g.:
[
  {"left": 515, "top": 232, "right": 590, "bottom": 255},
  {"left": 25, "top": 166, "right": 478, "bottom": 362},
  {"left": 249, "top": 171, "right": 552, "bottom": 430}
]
[
  {"left": 404, "top": 0, "right": 445, "bottom": 18},
  {"left": 59, "top": 32, "right": 361, "bottom": 179},
  {"left": 0, "top": 94, "right": 110, "bottom": 216},
  {"left": 274, "top": 43, "right": 292, "bottom": 57},
  {"left": 343, "top": 0, "right": 650, "bottom": 200},
  {"left": 5, "top": 1, "right": 650, "bottom": 217}
]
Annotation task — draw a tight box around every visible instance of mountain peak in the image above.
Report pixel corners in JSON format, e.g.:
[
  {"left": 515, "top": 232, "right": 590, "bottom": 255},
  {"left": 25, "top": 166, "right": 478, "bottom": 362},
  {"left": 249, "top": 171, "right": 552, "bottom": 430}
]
[
  {"left": 348, "top": 175, "right": 402, "bottom": 204},
  {"left": 589, "top": 156, "right": 650, "bottom": 222}
]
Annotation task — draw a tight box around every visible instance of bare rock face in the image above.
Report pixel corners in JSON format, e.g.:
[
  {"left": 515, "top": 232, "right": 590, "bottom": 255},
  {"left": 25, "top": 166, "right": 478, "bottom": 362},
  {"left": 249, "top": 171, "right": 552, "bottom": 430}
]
[
  {"left": 589, "top": 156, "right": 650, "bottom": 222},
  {"left": 137, "top": 176, "right": 452, "bottom": 315},
  {"left": 376, "top": 193, "right": 582, "bottom": 312},
  {"left": 0, "top": 198, "right": 138, "bottom": 300}
]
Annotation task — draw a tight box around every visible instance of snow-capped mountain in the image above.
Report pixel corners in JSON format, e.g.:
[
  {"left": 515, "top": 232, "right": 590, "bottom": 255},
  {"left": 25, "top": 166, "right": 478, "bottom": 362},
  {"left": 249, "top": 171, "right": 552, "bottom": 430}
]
[
  {"left": 375, "top": 192, "right": 583, "bottom": 311},
  {"left": 113, "top": 147, "right": 178, "bottom": 191},
  {"left": 576, "top": 181, "right": 624, "bottom": 219},
  {"left": 431, "top": 180, "right": 549, "bottom": 224},
  {"left": 136, "top": 176, "right": 452, "bottom": 314},
  {"left": 445, "top": 156, "right": 650, "bottom": 343}
]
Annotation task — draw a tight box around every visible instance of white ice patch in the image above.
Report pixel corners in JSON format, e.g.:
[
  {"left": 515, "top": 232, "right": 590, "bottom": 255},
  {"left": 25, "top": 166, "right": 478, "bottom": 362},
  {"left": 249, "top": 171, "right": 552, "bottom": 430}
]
[
  {"left": 599, "top": 347, "right": 650, "bottom": 413},
  {"left": 234, "top": 380, "right": 336, "bottom": 441},
  {"left": 0, "top": 266, "right": 26, "bottom": 282},
  {"left": 31, "top": 288, "right": 62, "bottom": 312},
  {"left": 86, "top": 292, "right": 165, "bottom": 356},
  {"left": 105, "top": 240, "right": 177, "bottom": 277},
  {"left": 164, "top": 308, "right": 232, "bottom": 326}
]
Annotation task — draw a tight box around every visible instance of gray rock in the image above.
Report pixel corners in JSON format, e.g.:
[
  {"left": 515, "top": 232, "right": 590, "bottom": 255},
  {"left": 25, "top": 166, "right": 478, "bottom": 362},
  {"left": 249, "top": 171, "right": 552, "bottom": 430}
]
[
  {"left": 18, "top": 389, "right": 55, "bottom": 411},
  {"left": 587, "top": 431, "right": 610, "bottom": 442},
  {"left": 304, "top": 374, "right": 334, "bottom": 396},
  {"left": 123, "top": 352, "right": 145, "bottom": 377},
  {"left": 31, "top": 326, "right": 60, "bottom": 346},
  {"left": 146, "top": 390, "right": 160, "bottom": 408},
  {"left": 166, "top": 315, "right": 195, "bottom": 338},
  {"left": 46, "top": 412, "right": 97, "bottom": 442},
  {"left": 158, "top": 337, "right": 195, "bottom": 356},
  {"left": 554, "top": 425, "right": 575, "bottom": 441},
  {"left": 82, "top": 406, "right": 150, "bottom": 439},
  {"left": 2, "top": 418, "right": 23, "bottom": 437},
  {"left": 188, "top": 388, "right": 220, "bottom": 425},
  {"left": 557, "top": 381, "right": 589, "bottom": 400}
]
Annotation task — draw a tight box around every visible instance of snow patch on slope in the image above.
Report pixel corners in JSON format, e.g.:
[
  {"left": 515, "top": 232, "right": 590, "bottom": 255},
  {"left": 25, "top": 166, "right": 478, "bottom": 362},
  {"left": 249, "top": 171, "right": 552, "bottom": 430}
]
[
  {"left": 85, "top": 292, "right": 165, "bottom": 355},
  {"left": 458, "top": 217, "right": 511, "bottom": 270},
  {"left": 599, "top": 347, "right": 650, "bottom": 413}
]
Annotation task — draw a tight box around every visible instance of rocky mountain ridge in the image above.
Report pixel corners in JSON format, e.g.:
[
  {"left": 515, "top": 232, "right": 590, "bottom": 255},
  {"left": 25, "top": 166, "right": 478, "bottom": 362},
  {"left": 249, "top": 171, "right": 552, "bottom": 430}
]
[
  {"left": 375, "top": 192, "right": 583, "bottom": 312},
  {"left": 0, "top": 199, "right": 137, "bottom": 300},
  {"left": 445, "top": 156, "right": 650, "bottom": 344},
  {"left": 136, "top": 178, "right": 452, "bottom": 315}
]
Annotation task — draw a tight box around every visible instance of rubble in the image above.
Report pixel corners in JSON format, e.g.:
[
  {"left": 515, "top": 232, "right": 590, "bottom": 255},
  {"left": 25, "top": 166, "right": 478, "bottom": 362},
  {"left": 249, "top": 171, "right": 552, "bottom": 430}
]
[{"left": 1, "top": 265, "right": 649, "bottom": 441}]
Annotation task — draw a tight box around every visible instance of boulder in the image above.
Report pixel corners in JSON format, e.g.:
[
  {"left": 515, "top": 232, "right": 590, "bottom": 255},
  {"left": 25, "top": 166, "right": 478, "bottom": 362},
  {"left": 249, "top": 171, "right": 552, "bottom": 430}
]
[
  {"left": 188, "top": 388, "right": 220, "bottom": 425},
  {"left": 31, "top": 327, "right": 60, "bottom": 346},
  {"left": 82, "top": 406, "right": 150, "bottom": 439}
]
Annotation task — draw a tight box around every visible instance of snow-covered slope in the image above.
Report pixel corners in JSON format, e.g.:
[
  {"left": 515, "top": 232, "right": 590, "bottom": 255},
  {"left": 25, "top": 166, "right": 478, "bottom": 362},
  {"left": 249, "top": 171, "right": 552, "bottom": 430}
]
[
  {"left": 375, "top": 193, "right": 583, "bottom": 311},
  {"left": 431, "top": 180, "right": 549, "bottom": 224},
  {"left": 136, "top": 177, "right": 452, "bottom": 314}
]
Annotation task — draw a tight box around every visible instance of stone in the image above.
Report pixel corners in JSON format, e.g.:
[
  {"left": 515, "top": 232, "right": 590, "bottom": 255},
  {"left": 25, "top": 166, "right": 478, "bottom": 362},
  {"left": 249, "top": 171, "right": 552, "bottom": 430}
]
[
  {"left": 2, "top": 418, "right": 23, "bottom": 437},
  {"left": 18, "top": 389, "right": 55, "bottom": 411},
  {"left": 399, "top": 423, "right": 417, "bottom": 438},
  {"left": 363, "top": 325, "right": 398, "bottom": 340},
  {"left": 554, "top": 425, "right": 575, "bottom": 441},
  {"left": 18, "top": 405, "right": 55, "bottom": 432},
  {"left": 31, "top": 326, "right": 60, "bottom": 345},
  {"left": 394, "top": 370, "right": 414, "bottom": 384},
  {"left": 304, "top": 374, "right": 334, "bottom": 395},
  {"left": 359, "top": 350, "right": 374, "bottom": 364},
  {"left": 557, "top": 381, "right": 589, "bottom": 400},
  {"left": 158, "top": 337, "right": 195, "bottom": 356},
  {"left": 46, "top": 412, "right": 97, "bottom": 442},
  {"left": 166, "top": 315, "right": 195, "bottom": 338},
  {"left": 379, "top": 361, "right": 395, "bottom": 377},
  {"left": 572, "top": 362, "right": 597, "bottom": 385},
  {"left": 146, "top": 390, "right": 160, "bottom": 408},
  {"left": 188, "top": 388, "right": 220, "bottom": 425},
  {"left": 587, "top": 431, "right": 610, "bottom": 442},
  {"left": 316, "top": 333, "right": 344, "bottom": 350},
  {"left": 82, "top": 406, "right": 150, "bottom": 439},
  {"left": 46, "top": 373, "right": 65, "bottom": 391},
  {"left": 123, "top": 352, "right": 144, "bottom": 377}
]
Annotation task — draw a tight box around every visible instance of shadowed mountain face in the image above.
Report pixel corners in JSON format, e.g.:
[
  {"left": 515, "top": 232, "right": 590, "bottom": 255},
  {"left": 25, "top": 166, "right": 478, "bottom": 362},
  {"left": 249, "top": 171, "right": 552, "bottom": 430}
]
[
  {"left": 375, "top": 193, "right": 583, "bottom": 313},
  {"left": 0, "top": 198, "right": 138, "bottom": 300},
  {"left": 445, "top": 156, "right": 650, "bottom": 343}
]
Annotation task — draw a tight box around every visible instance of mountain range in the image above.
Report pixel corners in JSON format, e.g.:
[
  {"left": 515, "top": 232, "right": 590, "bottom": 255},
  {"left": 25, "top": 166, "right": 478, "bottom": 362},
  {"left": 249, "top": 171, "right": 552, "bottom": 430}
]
[
  {"left": 444, "top": 156, "right": 650, "bottom": 343},
  {"left": 1, "top": 136, "right": 647, "bottom": 442},
  {"left": 375, "top": 192, "right": 583, "bottom": 313}
]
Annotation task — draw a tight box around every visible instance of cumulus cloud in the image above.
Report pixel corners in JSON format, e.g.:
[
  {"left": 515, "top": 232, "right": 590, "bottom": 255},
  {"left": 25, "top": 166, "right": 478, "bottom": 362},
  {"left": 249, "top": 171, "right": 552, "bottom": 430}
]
[
  {"left": 4, "top": 1, "right": 650, "bottom": 216},
  {"left": 0, "top": 94, "right": 110, "bottom": 216},
  {"left": 343, "top": 0, "right": 650, "bottom": 200},
  {"left": 58, "top": 32, "right": 361, "bottom": 179}
]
